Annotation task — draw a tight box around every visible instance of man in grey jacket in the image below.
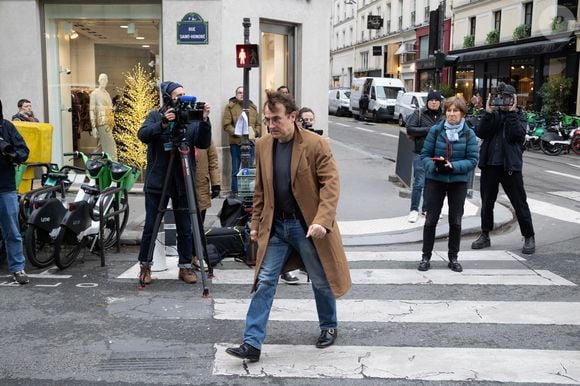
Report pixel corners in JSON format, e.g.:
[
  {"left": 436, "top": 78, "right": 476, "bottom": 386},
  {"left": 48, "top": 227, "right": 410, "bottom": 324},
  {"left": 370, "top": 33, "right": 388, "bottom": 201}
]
[{"left": 405, "top": 90, "right": 443, "bottom": 222}]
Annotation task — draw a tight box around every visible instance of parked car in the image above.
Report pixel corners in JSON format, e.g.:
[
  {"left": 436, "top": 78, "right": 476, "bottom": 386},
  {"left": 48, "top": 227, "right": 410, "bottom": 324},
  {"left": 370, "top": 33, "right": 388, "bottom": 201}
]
[
  {"left": 349, "top": 77, "right": 405, "bottom": 122},
  {"left": 395, "top": 91, "right": 428, "bottom": 126},
  {"left": 328, "top": 88, "right": 351, "bottom": 116}
]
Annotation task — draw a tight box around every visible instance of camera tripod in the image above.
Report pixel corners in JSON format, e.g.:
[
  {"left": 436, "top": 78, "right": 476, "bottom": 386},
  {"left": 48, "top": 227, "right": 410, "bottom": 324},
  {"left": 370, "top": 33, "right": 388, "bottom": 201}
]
[{"left": 140, "top": 138, "right": 211, "bottom": 297}]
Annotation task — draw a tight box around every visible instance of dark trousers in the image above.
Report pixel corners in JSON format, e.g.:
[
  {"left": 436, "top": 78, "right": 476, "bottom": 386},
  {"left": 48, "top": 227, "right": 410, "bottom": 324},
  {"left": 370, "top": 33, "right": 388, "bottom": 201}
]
[
  {"left": 138, "top": 192, "right": 194, "bottom": 266},
  {"left": 480, "top": 166, "right": 534, "bottom": 237},
  {"left": 422, "top": 180, "right": 468, "bottom": 260}
]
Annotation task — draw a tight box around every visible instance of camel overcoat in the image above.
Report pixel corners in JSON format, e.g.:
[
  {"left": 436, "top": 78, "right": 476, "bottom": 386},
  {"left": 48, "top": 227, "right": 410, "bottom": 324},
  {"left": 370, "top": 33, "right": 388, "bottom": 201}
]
[
  {"left": 195, "top": 141, "right": 221, "bottom": 211},
  {"left": 250, "top": 128, "right": 352, "bottom": 298}
]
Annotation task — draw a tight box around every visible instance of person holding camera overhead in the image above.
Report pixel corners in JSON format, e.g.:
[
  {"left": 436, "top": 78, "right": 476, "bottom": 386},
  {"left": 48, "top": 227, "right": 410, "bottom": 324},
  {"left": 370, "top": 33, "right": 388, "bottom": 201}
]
[
  {"left": 0, "top": 99, "right": 30, "bottom": 284},
  {"left": 418, "top": 96, "right": 479, "bottom": 273},
  {"left": 136, "top": 81, "right": 212, "bottom": 285},
  {"left": 471, "top": 83, "right": 535, "bottom": 254}
]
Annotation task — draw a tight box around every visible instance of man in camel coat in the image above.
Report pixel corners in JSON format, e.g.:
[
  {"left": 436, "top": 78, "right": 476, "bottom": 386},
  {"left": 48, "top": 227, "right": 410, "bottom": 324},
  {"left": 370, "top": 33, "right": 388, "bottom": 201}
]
[{"left": 226, "top": 90, "right": 351, "bottom": 363}]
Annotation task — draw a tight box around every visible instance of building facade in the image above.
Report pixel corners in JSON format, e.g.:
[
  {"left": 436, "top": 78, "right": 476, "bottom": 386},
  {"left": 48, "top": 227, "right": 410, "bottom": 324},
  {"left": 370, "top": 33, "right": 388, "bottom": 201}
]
[
  {"left": 0, "top": 0, "right": 330, "bottom": 171},
  {"left": 330, "top": 0, "right": 579, "bottom": 114}
]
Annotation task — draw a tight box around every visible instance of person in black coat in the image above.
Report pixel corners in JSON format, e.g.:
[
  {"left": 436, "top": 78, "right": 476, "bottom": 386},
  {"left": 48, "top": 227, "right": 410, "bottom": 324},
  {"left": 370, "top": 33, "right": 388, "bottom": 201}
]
[
  {"left": 136, "top": 81, "right": 212, "bottom": 285},
  {"left": 405, "top": 90, "right": 443, "bottom": 222},
  {"left": 0, "top": 99, "right": 30, "bottom": 284},
  {"left": 471, "top": 83, "right": 535, "bottom": 254}
]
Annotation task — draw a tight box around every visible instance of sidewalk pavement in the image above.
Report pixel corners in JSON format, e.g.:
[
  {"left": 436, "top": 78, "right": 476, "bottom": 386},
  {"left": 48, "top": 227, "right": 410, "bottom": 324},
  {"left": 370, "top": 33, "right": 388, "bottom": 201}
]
[{"left": 120, "top": 139, "right": 513, "bottom": 247}]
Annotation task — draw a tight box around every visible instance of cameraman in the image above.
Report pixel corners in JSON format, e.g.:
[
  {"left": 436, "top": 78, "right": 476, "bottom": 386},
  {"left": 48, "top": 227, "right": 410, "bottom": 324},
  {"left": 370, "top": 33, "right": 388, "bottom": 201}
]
[
  {"left": 0, "top": 99, "right": 30, "bottom": 284},
  {"left": 471, "top": 83, "right": 535, "bottom": 254},
  {"left": 137, "top": 81, "right": 212, "bottom": 285}
]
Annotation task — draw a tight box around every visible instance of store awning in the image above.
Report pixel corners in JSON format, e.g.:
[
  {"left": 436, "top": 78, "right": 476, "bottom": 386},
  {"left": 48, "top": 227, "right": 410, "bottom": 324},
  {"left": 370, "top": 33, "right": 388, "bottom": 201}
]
[
  {"left": 451, "top": 36, "right": 574, "bottom": 62},
  {"left": 395, "top": 42, "right": 416, "bottom": 55}
]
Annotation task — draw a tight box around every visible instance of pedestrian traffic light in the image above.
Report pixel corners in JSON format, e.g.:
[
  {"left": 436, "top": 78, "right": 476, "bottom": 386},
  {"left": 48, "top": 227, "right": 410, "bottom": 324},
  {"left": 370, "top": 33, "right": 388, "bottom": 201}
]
[
  {"left": 236, "top": 44, "right": 259, "bottom": 68},
  {"left": 435, "top": 51, "right": 460, "bottom": 69}
]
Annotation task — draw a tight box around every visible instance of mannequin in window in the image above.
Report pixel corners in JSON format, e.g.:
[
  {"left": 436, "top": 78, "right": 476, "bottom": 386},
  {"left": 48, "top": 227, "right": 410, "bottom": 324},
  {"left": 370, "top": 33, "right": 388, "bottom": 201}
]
[{"left": 89, "top": 73, "right": 117, "bottom": 160}]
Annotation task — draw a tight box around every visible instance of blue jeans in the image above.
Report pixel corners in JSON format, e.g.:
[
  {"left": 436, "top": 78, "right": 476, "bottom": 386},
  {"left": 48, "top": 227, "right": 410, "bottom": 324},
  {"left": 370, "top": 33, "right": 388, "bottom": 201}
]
[
  {"left": 243, "top": 218, "right": 337, "bottom": 350},
  {"left": 138, "top": 192, "right": 193, "bottom": 267},
  {"left": 0, "top": 191, "right": 26, "bottom": 273},
  {"left": 230, "top": 144, "right": 255, "bottom": 193},
  {"left": 410, "top": 153, "right": 426, "bottom": 212}
]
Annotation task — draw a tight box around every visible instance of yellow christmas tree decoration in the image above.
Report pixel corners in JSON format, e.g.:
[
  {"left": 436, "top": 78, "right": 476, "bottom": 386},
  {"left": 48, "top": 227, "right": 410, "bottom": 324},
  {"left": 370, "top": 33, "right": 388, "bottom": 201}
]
[{"left": 113, "top": 63, "right": 159, "bottom": 170}]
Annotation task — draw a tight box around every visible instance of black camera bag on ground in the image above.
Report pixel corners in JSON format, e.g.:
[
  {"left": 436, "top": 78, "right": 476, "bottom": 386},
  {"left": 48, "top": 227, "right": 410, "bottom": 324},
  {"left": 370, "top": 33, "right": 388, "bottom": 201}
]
[{"left": 205, "top": 226, "right": 245, "bottom": 261}]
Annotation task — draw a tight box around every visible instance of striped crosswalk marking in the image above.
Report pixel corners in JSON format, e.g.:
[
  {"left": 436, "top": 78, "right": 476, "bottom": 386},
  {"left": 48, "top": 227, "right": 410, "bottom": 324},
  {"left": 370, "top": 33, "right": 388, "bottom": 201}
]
[
  {"left": 214, "top": 298, "right": 580, "bottom": 324},
  {"left": 213, "top": 344, "right": 580, "bottom": 383},
  {"left": 210, "top": 268, "right": 575, "bottom": 286},
  {"left": 209, "top": 248, "right": 580, "bottom": 382}
]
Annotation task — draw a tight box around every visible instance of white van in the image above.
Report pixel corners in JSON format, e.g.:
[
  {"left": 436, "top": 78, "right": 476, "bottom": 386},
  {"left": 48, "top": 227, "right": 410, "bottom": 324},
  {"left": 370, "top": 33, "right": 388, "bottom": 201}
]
[
  {"left": 328, "top": 88, "right": 351, "bottom": 116},
  {"left": 394, "top": 91, "right": 428, "bottom": 126},
  {"left": 349, "top": 77, "right": 405, "bottom": 122}
]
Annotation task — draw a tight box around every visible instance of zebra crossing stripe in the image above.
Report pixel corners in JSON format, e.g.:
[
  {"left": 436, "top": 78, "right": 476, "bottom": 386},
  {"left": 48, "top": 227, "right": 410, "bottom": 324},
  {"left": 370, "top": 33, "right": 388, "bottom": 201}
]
[
  {"left": 210, "top": 269, "right": 575, "bottom": 286},
  {"left": 214, "top": 299, "right": 580, "bottom": 324},
  {"left": 213, "top": 343, "right": 580, "bottom": 383},
  {"left": 346, "top": 250, "right": 525, "bottom": 261}
]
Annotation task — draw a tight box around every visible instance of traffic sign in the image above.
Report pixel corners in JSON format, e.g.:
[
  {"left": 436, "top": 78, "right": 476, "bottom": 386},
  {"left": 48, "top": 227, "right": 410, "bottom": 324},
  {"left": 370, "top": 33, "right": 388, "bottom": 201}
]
[{"left": 236, "top": 44, "right": 259, "bottom": 68}]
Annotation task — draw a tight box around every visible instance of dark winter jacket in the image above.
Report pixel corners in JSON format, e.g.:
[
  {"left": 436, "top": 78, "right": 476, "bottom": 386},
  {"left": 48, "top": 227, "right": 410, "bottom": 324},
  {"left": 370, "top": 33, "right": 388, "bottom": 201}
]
[
  {"left": 11, "top": 112, "right": 39, "bottom": 122},
  {"left": 475, "top": 110, "right": 526, "bottom": 172},
  {"left": 420, "top": 120, "right": 479, "bottom": 184},
  {"left": 406, "top": 107, "right": 443, "bottom": 154},
  {"left": 0, "top": 120, "right": 30, "bottom": 192},
  {"left": 138, "top": 109, "right": 211, "bottom": 195}
]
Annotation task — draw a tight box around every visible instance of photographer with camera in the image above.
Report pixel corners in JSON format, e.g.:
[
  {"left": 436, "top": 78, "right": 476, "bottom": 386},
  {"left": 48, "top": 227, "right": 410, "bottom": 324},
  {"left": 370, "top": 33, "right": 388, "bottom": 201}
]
[
  {"left": 418, "top": 97, "right": 479, "bottom": 273},
  {"left": 0, "top": 99, "right": 30, "bottom": 284},
  {"left": 471, "top": 82, "right": 535, "bottom": 254},
  {"left": 136, "top": 81, "right": 212, "bottom": 285}
]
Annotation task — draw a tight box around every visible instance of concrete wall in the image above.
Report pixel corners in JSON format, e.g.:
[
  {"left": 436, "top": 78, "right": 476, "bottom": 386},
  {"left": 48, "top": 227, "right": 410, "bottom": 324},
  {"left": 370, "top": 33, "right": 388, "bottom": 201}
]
[{"left": 0, "top": 0, "right": 44, "bottom": 122}]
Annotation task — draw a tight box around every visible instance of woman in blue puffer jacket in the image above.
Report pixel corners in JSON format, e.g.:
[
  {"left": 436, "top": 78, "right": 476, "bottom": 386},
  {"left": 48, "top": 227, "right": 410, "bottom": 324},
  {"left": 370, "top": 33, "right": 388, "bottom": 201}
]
[{"left": 418, "top": 96, "right": 479, "bottom": 273}]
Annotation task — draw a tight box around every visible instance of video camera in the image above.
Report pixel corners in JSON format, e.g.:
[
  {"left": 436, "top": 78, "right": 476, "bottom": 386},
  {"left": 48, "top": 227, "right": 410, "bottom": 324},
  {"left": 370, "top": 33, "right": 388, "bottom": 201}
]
[
  {"left": 490, "top": 83, "right": 516, "bottom": 107},
  {"left": 0, "top": 137, "right": 17, "bottom": 161},
  {"left": 167, "top": 95, "right": 206, "bottom": 142},
  {"left": 302, "top": 121, "right": 323, "bottom": 136}
]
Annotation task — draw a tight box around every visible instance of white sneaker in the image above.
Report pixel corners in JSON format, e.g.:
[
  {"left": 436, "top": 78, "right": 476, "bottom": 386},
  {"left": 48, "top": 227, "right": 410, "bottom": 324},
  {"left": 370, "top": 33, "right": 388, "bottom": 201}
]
[{"left": 407, "top": 210, "right": 419, "bottom": 223}]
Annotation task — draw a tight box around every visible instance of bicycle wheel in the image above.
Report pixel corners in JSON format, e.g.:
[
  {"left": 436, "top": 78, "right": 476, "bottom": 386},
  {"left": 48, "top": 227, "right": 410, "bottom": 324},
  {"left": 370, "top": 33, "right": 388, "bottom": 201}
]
[
  {"left": 571, "top": 134, "right": 580, "bottom": 155},
  {"left": 98, "top": 192, "right": 129, "bottom": 250},
  {"left": 24, "top": 225, "right": 56, "bottom": 268},
  {"left": 540, "top": 139, "right": 563, "bottom": 156},
  {"left": 53, "top": 227, "right": 85, "bottom": 269}
]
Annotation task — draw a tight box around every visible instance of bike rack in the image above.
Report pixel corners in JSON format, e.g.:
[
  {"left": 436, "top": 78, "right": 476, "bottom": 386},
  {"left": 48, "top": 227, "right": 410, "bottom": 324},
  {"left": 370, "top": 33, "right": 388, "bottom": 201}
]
[{"left": 97, "top": 186, "right": 129, "bottom": 267}]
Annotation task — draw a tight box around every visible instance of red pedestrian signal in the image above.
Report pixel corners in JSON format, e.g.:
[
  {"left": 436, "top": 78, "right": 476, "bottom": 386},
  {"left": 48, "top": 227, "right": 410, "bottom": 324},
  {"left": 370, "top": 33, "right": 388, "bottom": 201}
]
[{"left": 236, "top": 44, "right": 259, "bottom": 68}]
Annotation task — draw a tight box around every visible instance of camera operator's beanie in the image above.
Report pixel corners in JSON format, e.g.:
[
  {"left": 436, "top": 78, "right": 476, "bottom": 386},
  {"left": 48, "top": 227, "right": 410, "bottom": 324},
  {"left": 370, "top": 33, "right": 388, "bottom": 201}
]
[
  {"left": 160, "top": 81, "right": 183, "bottom": 103},
  {"left": 427, "top": 90, "right": 442, "bottom": 101}
]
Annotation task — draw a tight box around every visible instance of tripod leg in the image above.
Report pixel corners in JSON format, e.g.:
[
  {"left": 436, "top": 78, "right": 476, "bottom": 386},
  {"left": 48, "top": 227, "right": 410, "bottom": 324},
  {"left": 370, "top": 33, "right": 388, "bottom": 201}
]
[
  {"left": 178, "top": 144, "right": 210, "bottom": 297},
  {"left": 139, "top": 150, "right": 175, "bottom": 288}
]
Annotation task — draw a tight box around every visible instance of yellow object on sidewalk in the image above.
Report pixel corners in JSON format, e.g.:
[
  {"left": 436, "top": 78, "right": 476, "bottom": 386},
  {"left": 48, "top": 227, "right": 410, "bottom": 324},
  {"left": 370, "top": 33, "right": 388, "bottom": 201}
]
[{"left": 12, "top": 121, "right": 54, "bottom": 193}]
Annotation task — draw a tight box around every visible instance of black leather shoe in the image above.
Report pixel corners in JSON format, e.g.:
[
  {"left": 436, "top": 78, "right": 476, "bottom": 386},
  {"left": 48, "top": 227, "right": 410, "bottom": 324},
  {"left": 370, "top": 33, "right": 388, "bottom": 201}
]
[
  {"left": 471, "top": 232, "right": 491, "bottom": 249},
  {"left": 448, "top": 259, "right": 463, "bottom": 272},
  {"left": 316, "top": 328, "right": 337, "bottom": 348},
  {"left": 522, "top": 236, "right": 535, "bottom": 254},
  {"left": 418, "top": 258, "right": 431, "bottom": 271},
  {"left": 225, "top": 343, "right": 261, "bottom": 362}
]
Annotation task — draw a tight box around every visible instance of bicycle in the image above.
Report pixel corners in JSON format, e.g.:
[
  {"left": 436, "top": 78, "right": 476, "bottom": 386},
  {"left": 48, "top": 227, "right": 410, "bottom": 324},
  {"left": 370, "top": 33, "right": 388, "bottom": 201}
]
[
  {"left": 21, "top": 162, "right": 85, "bottom": 268},
  {"left": 52, "top": 152, "right": 139, "bottom": 269}
]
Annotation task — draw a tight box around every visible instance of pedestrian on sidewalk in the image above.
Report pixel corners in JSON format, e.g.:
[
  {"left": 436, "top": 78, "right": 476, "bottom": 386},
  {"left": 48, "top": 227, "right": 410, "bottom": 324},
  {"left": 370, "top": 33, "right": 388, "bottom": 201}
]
[
  {"left": 222, "top": 86, "right": 261, "bottom": 197},
  {"left": 11, "top": 98, "right": 39, "bottom": 122},
  {"left": 418, "top": 96, "right": 479, "bottom": 273},
  {"left": 136, "top": 81, "right": 212, "bottom": 285},
  {"left": 471, "top": 83, "right": 535, "bottom": 254},
  {"left": 0, "top": 98, "right": 30, "bottom": 284},
  {"left": 405, "top": 90, "right": 443, "bottom": 223},
  {"left": 226, "top": 90, "right": 351, "bottom": 363}
]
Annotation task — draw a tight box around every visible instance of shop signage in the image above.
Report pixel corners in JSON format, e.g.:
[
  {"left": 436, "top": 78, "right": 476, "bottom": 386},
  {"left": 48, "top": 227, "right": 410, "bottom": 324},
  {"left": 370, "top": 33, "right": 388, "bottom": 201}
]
[
  {"left": 372, "top": 46, "right": 382, "bottom": 56},
  {"left": 177, "top": 12, "right": 208, "bottom": 44}
]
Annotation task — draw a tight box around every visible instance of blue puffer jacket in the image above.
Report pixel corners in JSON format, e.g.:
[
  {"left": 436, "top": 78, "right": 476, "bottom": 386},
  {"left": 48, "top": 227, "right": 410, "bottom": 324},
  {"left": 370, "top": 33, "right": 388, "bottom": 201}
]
[
  {"left": 420, "top": 120, "right": 479, "bottom": 183},
  {"left": 138, "top": 109, "right": 211, "bottom": 195}
]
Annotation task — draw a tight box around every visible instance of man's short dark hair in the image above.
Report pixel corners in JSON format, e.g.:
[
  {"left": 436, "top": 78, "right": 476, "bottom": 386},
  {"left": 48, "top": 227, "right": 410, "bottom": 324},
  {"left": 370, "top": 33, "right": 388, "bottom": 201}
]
[
  {"left": 17, "top": 99, "right": 31, "bottom": 108},
  {"left": 277, "top": 85, "right": 289, "bottom": 92},
  {"left": 298, "top": 107, "right": 315, "bottom": 120},
  {"left": 264, "top": 90, "right": 298, "bottom": 115}
]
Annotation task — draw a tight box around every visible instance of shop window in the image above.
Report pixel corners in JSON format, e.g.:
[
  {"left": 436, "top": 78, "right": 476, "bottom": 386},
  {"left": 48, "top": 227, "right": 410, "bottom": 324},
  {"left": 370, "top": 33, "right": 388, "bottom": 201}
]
[
  {"left": 455, "top": 68, "right": 475, "bottom": 102},
  {"left": 494, "top": 11, "right": 502, "bottom": 34},
  {"left": 510, "top": 60, "right": 534, "bottom": 109},
  {"left": 524, "top": 3, "right": 533, "bottom": 27}
]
